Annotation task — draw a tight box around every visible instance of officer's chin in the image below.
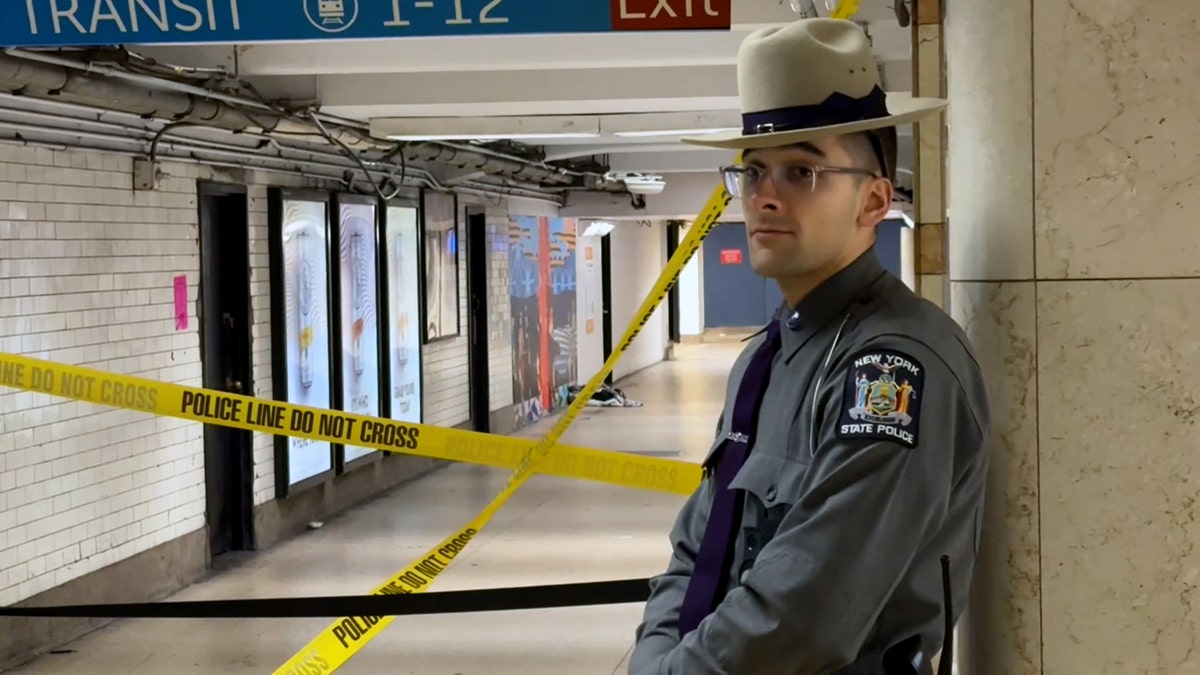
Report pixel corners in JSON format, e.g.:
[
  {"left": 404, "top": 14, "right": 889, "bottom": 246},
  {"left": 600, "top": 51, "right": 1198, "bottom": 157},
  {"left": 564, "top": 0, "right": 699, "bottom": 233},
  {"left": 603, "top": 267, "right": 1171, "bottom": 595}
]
[
  {"left": 748, "top": 253, "right": 788, "bottom": 279},
  {"left": 744, "top": 257, "right": 782, "bottom": 278}
]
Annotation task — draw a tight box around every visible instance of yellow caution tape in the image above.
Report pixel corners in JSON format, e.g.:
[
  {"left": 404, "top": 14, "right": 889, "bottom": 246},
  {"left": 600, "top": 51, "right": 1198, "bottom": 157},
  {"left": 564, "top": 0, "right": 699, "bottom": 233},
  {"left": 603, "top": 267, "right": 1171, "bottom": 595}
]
[
  {"left": 830, "top": 0, "right": 861, "bottom": 19},
  {"left": 0, "top": 171, "right": 734, "bottom": 672},
  {"left": 272, "top": 172, "right": 736, "bottom": 674},
  {"left": 0, "top": 354, "right": 701, "bottom": 496}
]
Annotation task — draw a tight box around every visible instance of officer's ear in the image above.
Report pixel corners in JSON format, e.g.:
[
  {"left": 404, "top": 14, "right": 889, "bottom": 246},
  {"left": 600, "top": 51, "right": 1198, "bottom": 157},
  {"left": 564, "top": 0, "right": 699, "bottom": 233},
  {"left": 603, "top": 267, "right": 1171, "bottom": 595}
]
[
  {"left": 857, "top": 177, "right": 892, "bottom": 230},
  {"left": 838, "top": 130, "right": 894, "bottom": 230}
]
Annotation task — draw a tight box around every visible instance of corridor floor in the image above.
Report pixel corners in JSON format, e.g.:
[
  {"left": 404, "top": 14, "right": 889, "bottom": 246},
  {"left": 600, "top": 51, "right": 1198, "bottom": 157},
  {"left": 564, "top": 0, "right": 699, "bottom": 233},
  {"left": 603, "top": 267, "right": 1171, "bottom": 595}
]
[{"left": 7, "top": 338, "right": 745, "bottom": 674}]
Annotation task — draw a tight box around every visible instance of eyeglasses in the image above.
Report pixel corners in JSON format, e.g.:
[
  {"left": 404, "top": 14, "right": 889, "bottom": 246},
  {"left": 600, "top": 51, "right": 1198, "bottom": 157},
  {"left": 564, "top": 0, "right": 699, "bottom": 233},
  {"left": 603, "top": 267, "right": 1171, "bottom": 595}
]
[{"left": 719, "top": 163, "right": 879, "bottom": 199}]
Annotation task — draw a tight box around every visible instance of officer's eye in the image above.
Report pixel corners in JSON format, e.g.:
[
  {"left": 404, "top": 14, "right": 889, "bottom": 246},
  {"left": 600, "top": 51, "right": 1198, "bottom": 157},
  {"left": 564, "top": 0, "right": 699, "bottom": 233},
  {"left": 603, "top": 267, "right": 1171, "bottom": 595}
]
[{"left": 783, "top": 165, "right": 817, "bottom": 183}]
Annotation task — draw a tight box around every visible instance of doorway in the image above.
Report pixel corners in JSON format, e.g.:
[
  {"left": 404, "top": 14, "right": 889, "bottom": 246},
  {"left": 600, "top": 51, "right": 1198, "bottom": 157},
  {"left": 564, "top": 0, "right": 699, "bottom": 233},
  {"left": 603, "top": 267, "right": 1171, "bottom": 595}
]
[
  {"left": 702, "top": 222, "right": 769, "bottom": 328},
  {"left": 665, "top": 221, "right": 681, "bottom": 344},
  {"left": 465, "top": 207, "right": 490, "bottom": 433},
  {"left": 197, "top": 182, "right": 256, "bottom": 557},
  {"left": 701, "top": 220, "right": 909, "bottom": 328},
  {"left": 600, "top": 233, "right": 614, "bottom": 385}
]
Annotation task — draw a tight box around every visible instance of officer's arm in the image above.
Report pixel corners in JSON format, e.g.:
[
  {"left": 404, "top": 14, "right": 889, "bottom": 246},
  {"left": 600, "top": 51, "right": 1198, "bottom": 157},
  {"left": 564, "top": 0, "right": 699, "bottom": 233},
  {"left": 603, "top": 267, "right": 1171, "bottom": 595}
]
[
  {"left": 657, "top": 337, "right": 984, "bottom": 674},
  {"left": 629, "top": 476, "right": 714, "bottom": 674},
  {"left": 629, "top": 411, "right": 725, "bottom": 674}
]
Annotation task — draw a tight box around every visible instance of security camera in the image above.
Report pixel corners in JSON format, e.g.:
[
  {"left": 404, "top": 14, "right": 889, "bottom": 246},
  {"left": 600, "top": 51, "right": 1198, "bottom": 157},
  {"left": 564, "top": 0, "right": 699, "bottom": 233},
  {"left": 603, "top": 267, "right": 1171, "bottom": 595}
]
[
  {"left": 787, "top": 0, "right": 837, "bottom": 17},
  {"left": 624, "top": 176, "right": 666, "bottom": 195},
  {"left": 605, "top": 171, "right": 667, "bottom": 196}
]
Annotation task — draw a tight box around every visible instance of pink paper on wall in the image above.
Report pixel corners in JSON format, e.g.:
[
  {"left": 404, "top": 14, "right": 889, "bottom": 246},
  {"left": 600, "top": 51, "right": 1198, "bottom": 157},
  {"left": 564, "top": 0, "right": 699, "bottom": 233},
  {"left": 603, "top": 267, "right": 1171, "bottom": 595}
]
[{"left": 174, "top": 275, "right": 188, "bottom": 330}]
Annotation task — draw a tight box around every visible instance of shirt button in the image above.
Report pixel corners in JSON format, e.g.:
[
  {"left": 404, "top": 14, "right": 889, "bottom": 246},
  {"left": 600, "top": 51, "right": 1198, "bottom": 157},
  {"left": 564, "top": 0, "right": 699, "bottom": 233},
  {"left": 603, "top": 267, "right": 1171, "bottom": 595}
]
[{"left": 765, "top": 486, "right": 777, "bottom": 501}]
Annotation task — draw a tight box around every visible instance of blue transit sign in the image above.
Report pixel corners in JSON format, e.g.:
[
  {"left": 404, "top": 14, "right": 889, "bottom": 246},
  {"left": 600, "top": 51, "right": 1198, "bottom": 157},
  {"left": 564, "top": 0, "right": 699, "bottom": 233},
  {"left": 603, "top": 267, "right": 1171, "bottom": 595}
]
[{"left": 3, "top": 0, "right": 732, "bottom": 48}]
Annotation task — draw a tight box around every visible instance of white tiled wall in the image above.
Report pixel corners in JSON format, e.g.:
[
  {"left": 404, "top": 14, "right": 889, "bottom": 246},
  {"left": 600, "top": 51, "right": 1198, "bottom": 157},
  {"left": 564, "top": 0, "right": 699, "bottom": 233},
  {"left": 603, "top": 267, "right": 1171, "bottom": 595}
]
[
  {"left": 0, "top": 144, "right": 533, "bottom": 606},
  {"left": 0, "top": 147, "right": 210, "bottom": 606},
  {"left": 247, "top": 185, "right": 276, "bottom": 506}
]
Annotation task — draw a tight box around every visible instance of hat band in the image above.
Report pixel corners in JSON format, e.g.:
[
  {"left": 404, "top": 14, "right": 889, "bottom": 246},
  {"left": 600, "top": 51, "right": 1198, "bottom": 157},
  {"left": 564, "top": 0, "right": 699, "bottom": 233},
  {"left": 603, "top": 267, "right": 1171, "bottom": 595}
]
[{"left": 741, "top": 85, "right": 889, "bottom": 136}]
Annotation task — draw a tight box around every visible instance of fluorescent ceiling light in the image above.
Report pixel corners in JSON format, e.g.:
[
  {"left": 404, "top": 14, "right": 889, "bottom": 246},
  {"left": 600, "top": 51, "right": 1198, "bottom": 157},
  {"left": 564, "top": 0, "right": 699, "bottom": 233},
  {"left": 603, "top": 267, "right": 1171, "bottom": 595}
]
[
  {"left": 386, "top": 132, "right": 599, "bottom": 141},
  {"left": 371, "top": 113, "right": 745, "bottom": 143},
  {"left": 372, "top": 115, "right": 602, "bottom": 142},
  {"left": 600, "top": 112, "right": 742, "bottom": 136},
  {"left": 613, "top": 127, "right": 739, "bottom": 138},
  {"left": 583, "top": 221, "right": 615, "bottom": 237}
]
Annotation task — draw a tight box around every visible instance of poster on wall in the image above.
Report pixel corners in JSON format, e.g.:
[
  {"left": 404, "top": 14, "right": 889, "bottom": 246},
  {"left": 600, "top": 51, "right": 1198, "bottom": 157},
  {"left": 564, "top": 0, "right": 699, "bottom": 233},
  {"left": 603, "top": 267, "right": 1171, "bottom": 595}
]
[
  {"left": 575, "top": 236, "right": 605, "bottom": 383},
  {"left": 509, "top": 215, "right": 578, "bottom": 427},
  {"left": 335, "top": 196, "right": 382, "bottom": 466},
  {"left": 421, "top": 190, "right": 460, "bottom": 342},
  {"left": 384, "top": 203, "right": 424, "bottom": 424},
  {"left": 581, "top": 241, "right": 598, "bottom": 336},
  {"left": 270, "top": 190, "right": 335, "bottom": 493}
]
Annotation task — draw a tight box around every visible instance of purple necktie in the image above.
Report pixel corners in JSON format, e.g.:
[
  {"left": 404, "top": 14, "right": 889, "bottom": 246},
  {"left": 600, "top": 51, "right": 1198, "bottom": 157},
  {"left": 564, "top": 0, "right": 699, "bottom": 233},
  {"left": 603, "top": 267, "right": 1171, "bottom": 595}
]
[{"left": 678, "top": 319, "right": 782, "bottom": 637}]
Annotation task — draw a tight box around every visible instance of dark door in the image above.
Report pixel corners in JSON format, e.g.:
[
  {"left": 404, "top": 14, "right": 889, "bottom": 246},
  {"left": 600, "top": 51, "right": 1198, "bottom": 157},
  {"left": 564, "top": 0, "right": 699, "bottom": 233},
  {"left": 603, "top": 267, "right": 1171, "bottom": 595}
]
[
  {"left": 198, "top": 182, "right": 255, "bottom": 557},
  {"left": 666, "top": 221, "right": 681, "bottom": 344},
  {"left": 465, "top": 207, "right": 490, "bottom": 433},
  {"left": 876, "top": 218, "right": 904, "bottom": 280},
  {"left": 702, "top": 220, "right": 908, "bottom": 329},
  {"left": 600, "top": 233, "right": 614, "bottom": 385},
  {"left": 702, "top": 223, "right": 768, "bottom": 328}
]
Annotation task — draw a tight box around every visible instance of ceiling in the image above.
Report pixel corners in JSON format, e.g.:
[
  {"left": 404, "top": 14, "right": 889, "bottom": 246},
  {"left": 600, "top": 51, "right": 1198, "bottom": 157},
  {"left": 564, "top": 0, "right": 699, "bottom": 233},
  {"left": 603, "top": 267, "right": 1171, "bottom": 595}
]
[
  {"left": 131, "top": 0, "right": 913, "bottom": 180},
  {"left": 0, "top": 0, "right": 916, "bottom": 216}
]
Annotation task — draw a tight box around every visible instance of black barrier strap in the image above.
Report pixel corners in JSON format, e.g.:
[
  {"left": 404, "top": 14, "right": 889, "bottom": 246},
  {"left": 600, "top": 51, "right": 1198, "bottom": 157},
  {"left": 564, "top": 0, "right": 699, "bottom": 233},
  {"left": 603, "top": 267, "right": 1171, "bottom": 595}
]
[{"left": 0, "top": 578, "right": 651, "bottom": 619}]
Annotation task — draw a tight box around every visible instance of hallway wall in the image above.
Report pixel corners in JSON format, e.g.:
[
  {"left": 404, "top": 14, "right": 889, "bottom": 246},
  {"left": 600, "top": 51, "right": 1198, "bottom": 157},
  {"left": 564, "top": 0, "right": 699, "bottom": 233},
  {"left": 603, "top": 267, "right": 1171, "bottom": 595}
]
[
  {"left": 0, "top": 142, "right": 559, "bottom": 667},
  {"left": 482, "top": 196, "right": 562, "bottom": 433},
  {"left": 609, "top": 221, "right": 669, "bottom": 382},
  {"left": 486, "top": 211, "right": 682, "bottom": 432},
  {"left": 0, "top": 148, "right": 218, "bottom": 611},
  {"left": 507, "top": 215, "right": 578, "bottom": 427},
  {"left": 575, "top": 235, "right": 605, "bottom": 382}
]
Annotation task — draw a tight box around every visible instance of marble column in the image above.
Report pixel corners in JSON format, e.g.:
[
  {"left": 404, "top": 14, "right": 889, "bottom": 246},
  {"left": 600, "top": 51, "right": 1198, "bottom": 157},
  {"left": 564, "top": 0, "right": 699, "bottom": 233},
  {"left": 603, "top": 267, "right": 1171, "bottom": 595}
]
[
  {"left": 910, "top": 0, "right": 947, "bottom": 309},
  {"left": 946, "top": 0, "right": 1200, "bottom": 673}
]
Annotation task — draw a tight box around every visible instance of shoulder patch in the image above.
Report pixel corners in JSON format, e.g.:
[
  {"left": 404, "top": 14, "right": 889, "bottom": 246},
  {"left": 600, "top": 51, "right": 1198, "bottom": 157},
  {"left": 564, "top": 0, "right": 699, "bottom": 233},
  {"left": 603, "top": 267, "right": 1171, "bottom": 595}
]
[{"left": 835, "top": 348, "right": 924, "bottom": 448}]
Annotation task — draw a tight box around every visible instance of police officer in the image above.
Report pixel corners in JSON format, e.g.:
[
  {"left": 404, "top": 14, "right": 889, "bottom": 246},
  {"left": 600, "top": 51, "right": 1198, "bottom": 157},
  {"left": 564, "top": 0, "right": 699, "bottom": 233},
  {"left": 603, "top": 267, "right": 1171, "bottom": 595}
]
[{"left": 628, "top": 18, "right": 991, "bottom": 675}]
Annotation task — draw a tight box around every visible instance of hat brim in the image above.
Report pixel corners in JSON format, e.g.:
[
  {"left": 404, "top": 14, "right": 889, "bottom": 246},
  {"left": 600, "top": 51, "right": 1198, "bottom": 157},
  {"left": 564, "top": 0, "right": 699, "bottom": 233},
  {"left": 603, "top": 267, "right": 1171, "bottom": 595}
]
[{"left": 680, "top": 96, "right": 948, "bottom": 150}]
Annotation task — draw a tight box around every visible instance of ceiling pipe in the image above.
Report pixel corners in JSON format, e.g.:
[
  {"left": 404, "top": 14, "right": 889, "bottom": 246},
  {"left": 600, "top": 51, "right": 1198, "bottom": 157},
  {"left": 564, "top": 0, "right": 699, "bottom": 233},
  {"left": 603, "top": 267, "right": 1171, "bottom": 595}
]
[
  {"left": 0, "top": 92, "right": 566, "bottom": 203},
  {"left": 0, "top": 48, "right": 595, "bottom": 187},
  {"left": 0, "top": 103, "right": 393, "bottom": 176},
  {"left": 0, "top": 93, "right": 615, "bottom": 207},
  {"left": 0, "top": 122, "right": 565, "bottom": 206}
]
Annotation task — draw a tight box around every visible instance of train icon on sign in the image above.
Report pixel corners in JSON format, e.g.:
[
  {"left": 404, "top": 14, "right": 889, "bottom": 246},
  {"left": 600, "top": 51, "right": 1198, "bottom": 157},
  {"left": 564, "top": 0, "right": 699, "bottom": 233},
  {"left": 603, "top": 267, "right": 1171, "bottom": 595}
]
[
  {"left": 319, "top": 0, "right": 345, "bottom": 23},
  {"left": 304, "top": 0, "right": 359, "bottom": 32}
]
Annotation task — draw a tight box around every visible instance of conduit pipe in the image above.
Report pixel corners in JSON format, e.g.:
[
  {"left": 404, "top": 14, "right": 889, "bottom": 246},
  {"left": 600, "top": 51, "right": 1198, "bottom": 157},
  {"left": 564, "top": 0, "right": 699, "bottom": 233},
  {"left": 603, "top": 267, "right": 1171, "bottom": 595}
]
[
  {"left": 0, "top": 119, "right": 565, "bottom": 206},
  {"left": 0, "top": 94, "right": 576, "bottom": 202},
  {"left": 0, "top": 48, "right": 593, "bottom": 186}
]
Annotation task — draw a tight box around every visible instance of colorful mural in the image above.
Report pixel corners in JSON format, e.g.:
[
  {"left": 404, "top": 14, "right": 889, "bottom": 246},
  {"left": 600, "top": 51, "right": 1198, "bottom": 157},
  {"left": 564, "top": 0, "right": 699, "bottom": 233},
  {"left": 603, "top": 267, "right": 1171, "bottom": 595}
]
[{"left": 509, "top": 216, "right": 578, "bottom": 426}]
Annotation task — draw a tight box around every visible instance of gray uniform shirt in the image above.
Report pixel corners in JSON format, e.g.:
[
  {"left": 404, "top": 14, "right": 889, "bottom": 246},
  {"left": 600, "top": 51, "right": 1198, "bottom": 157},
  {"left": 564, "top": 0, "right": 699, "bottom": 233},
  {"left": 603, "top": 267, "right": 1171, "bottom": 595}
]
[{"left": 629, "top": 251, "right": 990, "bottom": 675}]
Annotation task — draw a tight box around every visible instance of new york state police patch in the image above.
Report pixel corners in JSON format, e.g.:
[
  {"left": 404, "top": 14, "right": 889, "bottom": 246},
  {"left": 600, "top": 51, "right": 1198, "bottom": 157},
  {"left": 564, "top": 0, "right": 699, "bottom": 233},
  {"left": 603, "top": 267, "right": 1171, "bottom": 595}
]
[{"left": 835, "top": 348, "right": 924, "bottom": 448}]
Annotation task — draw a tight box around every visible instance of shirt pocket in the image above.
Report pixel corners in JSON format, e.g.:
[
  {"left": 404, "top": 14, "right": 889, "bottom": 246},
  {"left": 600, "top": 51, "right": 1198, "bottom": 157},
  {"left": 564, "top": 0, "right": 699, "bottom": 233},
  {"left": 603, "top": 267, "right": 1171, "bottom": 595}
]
[
  {"left": 728, "top": 449, "right": 812, "bottom": 577},
  {"left": 729, "top": 448, "right": 811, "bottom": 511}
]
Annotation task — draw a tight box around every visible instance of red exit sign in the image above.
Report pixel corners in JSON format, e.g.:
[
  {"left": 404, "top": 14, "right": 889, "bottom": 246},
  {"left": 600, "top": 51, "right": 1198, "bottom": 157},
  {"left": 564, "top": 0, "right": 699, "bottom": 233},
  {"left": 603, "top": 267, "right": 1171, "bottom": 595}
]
[
  {"left": 720, "top": 249, "right": 743, "bottom": 265},
  {"left": 610, "top": 0, "right": 731, "bottom": 30}
]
